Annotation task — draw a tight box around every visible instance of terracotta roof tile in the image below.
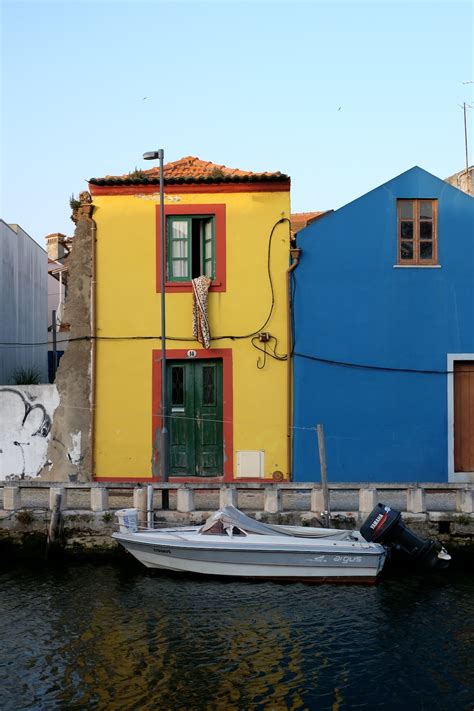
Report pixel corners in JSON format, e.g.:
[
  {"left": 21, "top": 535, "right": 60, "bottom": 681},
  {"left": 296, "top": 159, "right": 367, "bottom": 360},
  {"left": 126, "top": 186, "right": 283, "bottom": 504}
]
[
  {"left": 90, "top": 156, "right": 288, "bottom": 186},
  {"left": 290, "top": 211, "right": 331, "bottom": 238}
]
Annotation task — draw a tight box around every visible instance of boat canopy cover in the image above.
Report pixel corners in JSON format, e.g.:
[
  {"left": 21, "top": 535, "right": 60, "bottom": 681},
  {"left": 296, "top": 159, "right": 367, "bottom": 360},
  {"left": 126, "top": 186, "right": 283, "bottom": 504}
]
[{"left": 199, "top": 506, "right": 354, "bottom": 539}]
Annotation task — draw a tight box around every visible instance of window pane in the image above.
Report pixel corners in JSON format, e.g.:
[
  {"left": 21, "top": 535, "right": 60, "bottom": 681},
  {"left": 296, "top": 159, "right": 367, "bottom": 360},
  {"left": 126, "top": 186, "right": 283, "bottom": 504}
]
[
  {"left": 171, "top": 367, "right": 184, "bottom": 405},
  {"left": 172, "top": 239, "right": 187, "bottom": 258},
  {"left": 420, "top": 242, "right": 433, "bottom": 260},
  {"left": 401, "top": 221, "right": 413, "bottom": 239},
  {"left": 400, "top": 241, "right": 413, "bottom": 260},
  {"left": 399, "top": 201, "right": 413, "bottom": 219},
  {"left": 203, "top": 366, "right": 215, "bottom": 405},
  {"left": 198, "top": 217, "right": 214, "bottom": 279},
  {"left": 420, "top": 221, "right": 432, "bottom": 239},
  {"left": 420, "top": 201, "right": 433, "bottom": 219},
  {"left": 172, "top": 259, "right": 188, "bottom": 278},
  {"left": 170, "top": 220, "right": 188, "bottom": 240},
  {"left": 204, "top": 220, "right": 212, "bottom": 242}
]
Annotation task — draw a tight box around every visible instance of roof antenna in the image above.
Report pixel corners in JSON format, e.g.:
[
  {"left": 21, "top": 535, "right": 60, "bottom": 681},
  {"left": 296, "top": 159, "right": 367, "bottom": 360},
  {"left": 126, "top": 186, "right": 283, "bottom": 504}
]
[{"left": 460, "top": 81, "right": 473, "bottom": 191}]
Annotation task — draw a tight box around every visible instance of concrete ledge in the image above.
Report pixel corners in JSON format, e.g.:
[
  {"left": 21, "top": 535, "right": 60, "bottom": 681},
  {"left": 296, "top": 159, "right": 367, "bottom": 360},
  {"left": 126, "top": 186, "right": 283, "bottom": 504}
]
[
  {"left": 4, "top": 480, "right": 472, "bottom": 489},
  {"left": 1, "top": 509, "right": 472, "bottom": 551},
  {"left": 428, "top": 511, "right": 474, "bottom": 522},
  {"left": 401, "top": 512, "right": 428, "bottom": 523}
]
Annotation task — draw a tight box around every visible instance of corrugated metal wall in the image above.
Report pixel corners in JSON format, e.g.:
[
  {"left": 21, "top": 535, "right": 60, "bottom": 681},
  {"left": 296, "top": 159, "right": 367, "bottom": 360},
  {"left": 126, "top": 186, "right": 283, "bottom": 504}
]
[{"left": 0, "top": 221, "right": 48, "bottom": 383}]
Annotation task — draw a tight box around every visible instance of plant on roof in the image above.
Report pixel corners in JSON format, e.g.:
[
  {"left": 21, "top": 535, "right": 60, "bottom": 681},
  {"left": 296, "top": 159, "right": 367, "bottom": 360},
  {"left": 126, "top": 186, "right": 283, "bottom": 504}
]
[
  {"left": 69, "top": 194, "right": 81, "bottom": 210},
  {"left": 209, "top": 167, "right": 225, "bottom": 179},
  {"left": 129, "top": 167, "right": 147, "bottom": 180}
]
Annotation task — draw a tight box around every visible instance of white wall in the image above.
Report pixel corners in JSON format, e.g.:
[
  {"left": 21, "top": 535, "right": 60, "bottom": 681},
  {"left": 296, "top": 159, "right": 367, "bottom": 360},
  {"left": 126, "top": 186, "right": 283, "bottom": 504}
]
[
  {"left": 0, "top": 385, "right": 59, "bottom": 480},
  {"left": 0, "top": 221, "right": 48, "bottom": 383},
  {"left": 47, "top": 265, "right": 69, "bottom": 352}
]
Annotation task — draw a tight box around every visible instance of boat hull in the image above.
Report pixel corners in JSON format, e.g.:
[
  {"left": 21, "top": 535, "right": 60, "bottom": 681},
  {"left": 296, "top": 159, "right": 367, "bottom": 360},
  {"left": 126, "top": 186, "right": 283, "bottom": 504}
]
[{"left": 113, "top": 531, "right": 386, "bottom": 584}]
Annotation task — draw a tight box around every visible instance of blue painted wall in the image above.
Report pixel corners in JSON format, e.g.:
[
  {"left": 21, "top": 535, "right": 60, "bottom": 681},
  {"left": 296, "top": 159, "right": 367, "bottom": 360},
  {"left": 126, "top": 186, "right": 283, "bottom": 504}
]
[{"left": 293, "top": 167, "right": 474, "bottom": 482}]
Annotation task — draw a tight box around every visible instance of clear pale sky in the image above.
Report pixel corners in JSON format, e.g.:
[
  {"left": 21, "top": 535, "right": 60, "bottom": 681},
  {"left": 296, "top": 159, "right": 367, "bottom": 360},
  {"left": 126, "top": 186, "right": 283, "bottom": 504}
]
[{"left": 1, "top": 0, "right": 472, "bottom": 246}]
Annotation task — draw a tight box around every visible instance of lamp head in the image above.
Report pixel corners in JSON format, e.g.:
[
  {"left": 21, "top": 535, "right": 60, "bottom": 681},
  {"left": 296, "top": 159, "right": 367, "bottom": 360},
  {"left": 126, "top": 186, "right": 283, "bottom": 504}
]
[{"left": 143, "top": 150, "right": 164, "bottom": 160}]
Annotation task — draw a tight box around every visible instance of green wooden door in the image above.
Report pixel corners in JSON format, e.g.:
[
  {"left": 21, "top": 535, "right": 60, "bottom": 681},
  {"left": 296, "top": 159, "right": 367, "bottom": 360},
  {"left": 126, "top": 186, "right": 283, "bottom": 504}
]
[{"left": 168, "top": 360, "right": 223, "bottom": 477}]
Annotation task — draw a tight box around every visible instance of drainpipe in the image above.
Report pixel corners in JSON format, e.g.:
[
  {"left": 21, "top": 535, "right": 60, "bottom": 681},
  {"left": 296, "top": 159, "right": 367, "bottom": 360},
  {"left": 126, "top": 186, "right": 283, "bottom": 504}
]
[
  {"left": 286, "top": 246, "right": 301, "bottom": 480},
  {"left": 90, "top": 218, "right": 97, "bottom": 480}
]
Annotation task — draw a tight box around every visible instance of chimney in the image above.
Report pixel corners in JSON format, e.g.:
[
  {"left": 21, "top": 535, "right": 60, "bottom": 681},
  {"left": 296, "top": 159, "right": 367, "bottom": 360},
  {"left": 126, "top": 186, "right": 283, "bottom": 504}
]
[{"left": 46, "top": 233, "right": 67, "bottom": 262}]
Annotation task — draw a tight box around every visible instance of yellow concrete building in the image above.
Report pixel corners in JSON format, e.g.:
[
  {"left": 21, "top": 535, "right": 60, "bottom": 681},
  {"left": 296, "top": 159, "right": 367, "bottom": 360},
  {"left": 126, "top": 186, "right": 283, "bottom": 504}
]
[{"left": 89, "top": 157, "right": 292, "bottom": 482}]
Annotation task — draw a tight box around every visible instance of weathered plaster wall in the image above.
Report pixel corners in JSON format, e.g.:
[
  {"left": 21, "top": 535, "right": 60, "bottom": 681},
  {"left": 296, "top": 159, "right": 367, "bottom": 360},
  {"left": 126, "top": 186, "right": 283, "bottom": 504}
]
[
  {"left": 40, "top": 209, "right": 94, "bottom": 482},
  {"left": 445, "top": 166, "right": 473, "bottom": 196},
  {"left": 0, "top": 221, "right": 48, "bottom": 384},
  {"left": 0, "top": 385, "right": 59, "bottom": 479}
]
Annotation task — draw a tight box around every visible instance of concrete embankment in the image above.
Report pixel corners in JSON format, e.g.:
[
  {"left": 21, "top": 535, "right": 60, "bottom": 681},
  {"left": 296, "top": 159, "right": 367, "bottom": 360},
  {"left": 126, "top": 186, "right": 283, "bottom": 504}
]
[{"left": 1, "top": 508, "right": 473, "bottom": 564}]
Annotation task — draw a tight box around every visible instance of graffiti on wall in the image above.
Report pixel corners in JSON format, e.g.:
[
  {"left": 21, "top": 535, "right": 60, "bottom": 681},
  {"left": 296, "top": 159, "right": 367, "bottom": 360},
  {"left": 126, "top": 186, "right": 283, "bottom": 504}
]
[{"left": 0, "top": 385, "right": 59, "bottom": 480}]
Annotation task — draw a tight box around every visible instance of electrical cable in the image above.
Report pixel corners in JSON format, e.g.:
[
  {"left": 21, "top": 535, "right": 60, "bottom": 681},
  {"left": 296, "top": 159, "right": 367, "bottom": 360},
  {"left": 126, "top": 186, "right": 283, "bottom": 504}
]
[
  {"left": 3, "top": 334, "right": 473, "bottom": 375},
  {"left": 2, "top": 334, "right": 473, "bottom": 375},
  {"left": 250, "top": 336, "right": 287, "bottom": 365},
  {"left": 0, "top": 217, "right": 292, "bottom": 349},
  {"left": 293, "top": 351, "right": 466, "bottom": 375},
  {"left": 7, "top": 216, "right": 470, "bottom": 376},
  {"left": 209, "top": 216, "right": 291, "bottom": 340}
]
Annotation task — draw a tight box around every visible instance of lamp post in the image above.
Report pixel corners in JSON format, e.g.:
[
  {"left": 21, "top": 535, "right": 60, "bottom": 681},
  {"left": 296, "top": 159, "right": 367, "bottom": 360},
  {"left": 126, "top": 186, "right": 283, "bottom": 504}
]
[{"left": 143, "top": 149, "right": 169, "bottom": 509}]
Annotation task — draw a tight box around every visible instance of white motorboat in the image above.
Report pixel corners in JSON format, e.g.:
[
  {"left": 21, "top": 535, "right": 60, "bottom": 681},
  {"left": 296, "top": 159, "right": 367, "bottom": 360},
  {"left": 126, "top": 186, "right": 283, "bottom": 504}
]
[{"left": 113, "top": 505, "right": 387, "bottom": 584}]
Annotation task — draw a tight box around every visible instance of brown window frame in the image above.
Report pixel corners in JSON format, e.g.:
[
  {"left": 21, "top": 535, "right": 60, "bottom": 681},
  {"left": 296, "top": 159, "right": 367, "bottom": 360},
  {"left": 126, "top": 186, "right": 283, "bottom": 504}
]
[{"left": 397, "top": 199, "right": 438, "bottom": 266}]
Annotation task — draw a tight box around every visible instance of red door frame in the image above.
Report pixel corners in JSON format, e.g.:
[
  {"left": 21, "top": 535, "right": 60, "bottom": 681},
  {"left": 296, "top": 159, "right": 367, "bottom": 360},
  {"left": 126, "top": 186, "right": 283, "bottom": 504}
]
[{"left": 152, "top": 348, "right": 233, "bottom": 482}]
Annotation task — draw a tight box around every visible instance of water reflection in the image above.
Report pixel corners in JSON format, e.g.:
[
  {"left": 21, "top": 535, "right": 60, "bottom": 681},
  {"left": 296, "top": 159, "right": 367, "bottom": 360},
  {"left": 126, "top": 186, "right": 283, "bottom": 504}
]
[{"left": 1, "top": 564, "right": 473, "bottom": 710}]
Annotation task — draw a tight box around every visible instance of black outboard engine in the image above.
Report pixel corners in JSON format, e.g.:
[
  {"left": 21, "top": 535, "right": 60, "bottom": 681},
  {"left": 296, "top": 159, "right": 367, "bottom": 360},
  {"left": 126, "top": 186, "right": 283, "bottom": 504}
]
[{"left": 360, "top": 503, "right": 451, "bottom": 571}]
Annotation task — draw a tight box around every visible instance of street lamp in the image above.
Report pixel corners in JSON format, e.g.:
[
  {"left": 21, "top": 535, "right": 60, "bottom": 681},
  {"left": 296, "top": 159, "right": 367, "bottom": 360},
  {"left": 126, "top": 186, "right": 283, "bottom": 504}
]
[{"left": 143, "top": 149, "right": 169, "bottom": 509}]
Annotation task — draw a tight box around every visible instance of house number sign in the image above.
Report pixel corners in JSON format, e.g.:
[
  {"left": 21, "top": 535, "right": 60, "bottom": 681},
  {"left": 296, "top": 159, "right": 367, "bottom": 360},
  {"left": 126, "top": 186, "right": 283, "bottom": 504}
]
[{"left": 187, "top": 350, "right": 197, "bottom": 358}]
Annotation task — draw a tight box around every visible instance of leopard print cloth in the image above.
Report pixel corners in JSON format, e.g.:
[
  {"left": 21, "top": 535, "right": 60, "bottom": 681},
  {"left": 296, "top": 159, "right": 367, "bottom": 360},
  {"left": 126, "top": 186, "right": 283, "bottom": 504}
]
[{"left": 192, "top": 275, "right": 212, "bottom": 348}]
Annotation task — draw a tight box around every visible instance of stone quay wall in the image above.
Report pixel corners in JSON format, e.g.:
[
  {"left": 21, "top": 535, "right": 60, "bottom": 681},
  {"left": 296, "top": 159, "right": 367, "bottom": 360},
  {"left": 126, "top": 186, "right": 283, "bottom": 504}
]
[{"left": 1, "top": 481, "right": 473, "bottom": 560}]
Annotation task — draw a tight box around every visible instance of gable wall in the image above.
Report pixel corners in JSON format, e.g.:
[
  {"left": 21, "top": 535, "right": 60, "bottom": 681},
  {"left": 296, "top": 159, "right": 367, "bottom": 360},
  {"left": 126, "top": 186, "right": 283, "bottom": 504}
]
[{"left": 293, "top": 168, "right": 474, "bottom": 482}]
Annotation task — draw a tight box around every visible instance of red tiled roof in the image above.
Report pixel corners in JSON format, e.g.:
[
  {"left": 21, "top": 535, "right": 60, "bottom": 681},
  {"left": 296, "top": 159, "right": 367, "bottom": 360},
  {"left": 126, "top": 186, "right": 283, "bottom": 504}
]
[
  {"left": 290, "top": 211, "right": 331, "bottom": 238},
  {"left": 89, "top": 156, "right": 288, "bottom": 186}
]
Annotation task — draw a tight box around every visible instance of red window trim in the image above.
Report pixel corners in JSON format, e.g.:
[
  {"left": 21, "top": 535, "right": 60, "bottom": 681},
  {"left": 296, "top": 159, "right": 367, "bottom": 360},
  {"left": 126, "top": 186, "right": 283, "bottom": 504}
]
[
  {"left": 152, "top": 348, "right": 234, "bottom": 482},
  {"left": 156, "top": 204, "right": 226, "bottom": 292}
]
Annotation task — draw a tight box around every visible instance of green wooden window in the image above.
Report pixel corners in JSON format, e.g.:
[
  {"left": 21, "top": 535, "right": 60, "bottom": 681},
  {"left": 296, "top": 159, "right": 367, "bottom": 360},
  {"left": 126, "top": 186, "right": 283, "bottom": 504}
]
[{"left": 167, "top": 216, "right": 215, "bottom": 282}]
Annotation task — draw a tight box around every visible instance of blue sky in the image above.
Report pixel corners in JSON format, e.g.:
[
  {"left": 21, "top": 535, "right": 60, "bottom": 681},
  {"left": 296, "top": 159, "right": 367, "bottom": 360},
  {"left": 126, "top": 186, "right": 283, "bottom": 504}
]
[{"left": 1, "top": 0, "right": 472, "bottom": 245}]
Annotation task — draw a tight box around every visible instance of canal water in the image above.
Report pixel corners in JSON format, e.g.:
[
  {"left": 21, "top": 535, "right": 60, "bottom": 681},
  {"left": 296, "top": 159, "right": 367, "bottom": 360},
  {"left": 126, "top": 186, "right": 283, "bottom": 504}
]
[{"left": 1, "top": 560, "right": 473, "bottom": 710}]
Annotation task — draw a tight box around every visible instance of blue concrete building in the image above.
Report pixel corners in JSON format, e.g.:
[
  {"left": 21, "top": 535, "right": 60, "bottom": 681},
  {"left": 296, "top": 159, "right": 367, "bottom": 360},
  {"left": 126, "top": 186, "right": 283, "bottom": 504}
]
[{"left": 293, "top": 167, "right": 474, "bottom": 483}]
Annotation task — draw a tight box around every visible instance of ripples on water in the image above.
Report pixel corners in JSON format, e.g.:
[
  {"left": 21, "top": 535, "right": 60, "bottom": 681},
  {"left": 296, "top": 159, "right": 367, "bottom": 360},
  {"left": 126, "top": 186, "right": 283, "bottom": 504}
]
[{"left": 1, "top": 562, "right": 473, "bottom": 711}]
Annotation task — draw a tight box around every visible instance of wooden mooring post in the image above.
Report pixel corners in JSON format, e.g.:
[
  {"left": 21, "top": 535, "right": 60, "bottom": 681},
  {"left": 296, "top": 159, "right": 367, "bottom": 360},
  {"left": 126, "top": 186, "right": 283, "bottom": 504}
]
[
  {"left": 146, "top": 485, "right": 154, "bottom": 528},
  {"left": 46, "top": 491, "right": 62, "bottom": 557},
  {"left": 316, "top": 424, "right": 331, "bottom": 527}
]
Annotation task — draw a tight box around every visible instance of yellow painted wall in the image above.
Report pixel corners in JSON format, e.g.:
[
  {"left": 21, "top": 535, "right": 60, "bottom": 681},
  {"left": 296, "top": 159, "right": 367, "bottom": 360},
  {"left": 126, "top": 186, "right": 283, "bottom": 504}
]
[{"left": 93, "top": 188, "right": 291, "bottom": 480}]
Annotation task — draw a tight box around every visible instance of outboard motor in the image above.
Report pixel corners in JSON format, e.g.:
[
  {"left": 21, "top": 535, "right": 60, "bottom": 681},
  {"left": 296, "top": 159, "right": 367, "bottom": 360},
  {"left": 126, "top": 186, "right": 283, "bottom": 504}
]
[{"left": 360, "top": 503, "right": 451, "bottom": 571}]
